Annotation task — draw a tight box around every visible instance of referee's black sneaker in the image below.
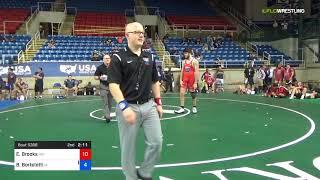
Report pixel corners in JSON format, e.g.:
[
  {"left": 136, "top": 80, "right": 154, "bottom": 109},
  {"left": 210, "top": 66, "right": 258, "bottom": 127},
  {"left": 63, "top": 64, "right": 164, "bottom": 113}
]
[
  {"left": 104, "top": 116, "right": 111, "bottom": 123},
  {"left": 137, "top": 170, "right": 152, "bottom": 180}
]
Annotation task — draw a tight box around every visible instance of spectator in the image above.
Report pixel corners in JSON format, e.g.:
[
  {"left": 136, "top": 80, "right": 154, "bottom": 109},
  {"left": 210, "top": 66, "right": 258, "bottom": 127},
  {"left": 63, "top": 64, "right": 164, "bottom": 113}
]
[
  {"left": 206, "top": 35, "right": 213, "bottom": 45},
  {"left": 106, "top": 38, "right": 114, "bottom": 46},
  {"left": 164, "top": 67, "right": 174, "bottom": 93},
  {"left": 84, "top": 82, "right": 95, "bottom": 95},
  {"left": 289, "top": 82, "right": 307, "bottom": 99},
  {"left": 256, "top": 65, "right": 266, "bottom": 93},
  {"left": 64, "top": 75, "right": 78, "bottom": 96},
  {"left": 284, "top": 64, "right": 296, "bottom": 84},
  {"left": 7, "top": 68, "right": 16, "bottom": 99},
  {"left": 194, "top": 50, "right": 202, "bottom": 61},
  {"left": 111, "top": 46, "right": 120, "bottom": 53},
  {"left": 162, "top": 34, "right": 169, "bottom": 43},
  {"left": 0, "top": 75, "right": 5, "bottom": 100},
  {"left": 264, "top": 65, "right": 273, "bottom": 89},
  {"left": 202, "top": 43, "right": 208, "bottom": 51},
  {"left": 309, "top": 83, "right": 320, "bottom": 99},
  {"left": 265, "top": 83, "right": 278, "bottom": 97},
  {"left": 247, "top": 18, "right": 253, "bottom": 29},
  {"left": 196, "top": 37, "right": 202, "bottom": 45},
  {"left": 108, "top": 38, "right": 114, "bottom": 46},
  {"left": 91, "top": 49, "right": 100, "bottom": 61},
  {"left": 275, "top": 83, "right": 289, "bottom": 98},
  {"left": 33, "top": 67, "right": 44, "bottom": 99},
  {"left": 157, "top": 66, "right": 166, "bottom": 91},
  {"left": 215, "top": 57, "right": 224, "bottom": 68},
  {"left": 201, "top": 68, "right": 215, "bottom": 94},
  {"left": 273, "top": 20, "right": 278, "bottom": 28},
  {"left": 171, "top": 47, "right": 179, "bottom": 55},
  {"left": 48, "top": 39, "right": 56, "bottom": 48},
  {"left": 215, "top": 67, "right": 224, "bottom": 92},
  {"left": 274, "top": 63, "right": 285, "bottom": 84},
  {"left": 244, "top": 66, "right": 255, "bottom": 89},
  {"left": 234, "top": 85, "right": 256, "bottom": 95},
  {"left": 13, "top": 78, "right": 28, "bottom": 100},
  {"left": 281, "top": 21, "right": 288, "bottom": 31},
  {"left": 142, "top": 41, "right": 151, "bottom": 51},
  {"left": 117, "top": 36, "right": 123, "bottom": 44}
]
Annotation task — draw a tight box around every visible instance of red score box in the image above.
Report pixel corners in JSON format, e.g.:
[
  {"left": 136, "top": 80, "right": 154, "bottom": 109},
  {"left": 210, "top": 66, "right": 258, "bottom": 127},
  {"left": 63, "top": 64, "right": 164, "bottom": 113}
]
[{"left": 80, "top": 149, "right": 92, "bottom": 160}]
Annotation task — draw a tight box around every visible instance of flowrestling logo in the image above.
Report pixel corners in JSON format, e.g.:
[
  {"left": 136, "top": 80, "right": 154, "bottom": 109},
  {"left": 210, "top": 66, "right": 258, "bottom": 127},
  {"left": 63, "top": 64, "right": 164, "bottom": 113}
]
[{"left": 262, "top": 8, "right": 305, "bottom": 14}]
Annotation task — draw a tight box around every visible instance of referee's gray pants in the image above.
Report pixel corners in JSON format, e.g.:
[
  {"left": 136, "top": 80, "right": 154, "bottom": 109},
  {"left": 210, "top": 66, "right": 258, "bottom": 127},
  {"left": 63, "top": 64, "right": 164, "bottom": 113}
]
[
  {"left": 116, "top": 100, "right": 163, "bottom": 180},
  {"left": 99, "top": 84, "right": 112, "bottom": 119}
]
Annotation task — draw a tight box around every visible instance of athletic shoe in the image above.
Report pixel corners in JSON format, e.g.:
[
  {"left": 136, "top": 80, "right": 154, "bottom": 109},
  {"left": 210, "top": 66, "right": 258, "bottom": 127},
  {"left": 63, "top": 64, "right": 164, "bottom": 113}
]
[
  {"left": 137, "top": 170, "right": 152, "bottom": 180},
  {"left": 174, "top": 107, "right": 185, "bottom": 114},
  {"left": 192, "top": 107, "right": 197, "bottom": 114},
  {"left": 104, "top": 116, "right": 111, "bottom": 123}
]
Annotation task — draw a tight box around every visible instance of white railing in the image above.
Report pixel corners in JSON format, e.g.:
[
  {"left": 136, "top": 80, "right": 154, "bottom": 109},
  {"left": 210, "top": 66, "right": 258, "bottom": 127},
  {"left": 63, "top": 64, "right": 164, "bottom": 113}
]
[
  {"left": 165, "top": 25, "right": 185, "bottom": 37},
  {"left": 210, "top": 0, "right": 262, "bottom": 33},
  {"left": 38, "top": 2, "right": 66, "bottom": 12},
  {"left": 2, "top": 54, "right": 18, "bottom": 65},
  {"left": 246, "top": 42, "right": 259, "bottom": 57},
  {"left": 284, "top": 59, "right": 305, "bottom": 67},
  {"left": 18, "top": 31, "right": 40, "bottom": 63},
  {"left": 65, "top": 7, "right": 77, "bottom": 36},
  {"left": 134, "top": 6, "right": 160, "bottom": 15},
  {"left": 263, "top": 51, "right": 271, "bottom": 61},
  {"left": 156, "top": 15, "right": 167, "bottom": 39},
  {"left": 25, "top": 6, "right": 40, "bottom": 34},
  {"left": 164, "top": 54, "right": 180, "bottom": 68},
  {"left": 312, "top": 51, "right": 319, "bottom": 63},
  {"left": 57, "top": 7, "right": 67, "bottom": 35},
  {"left": 125, "top": 9, "right": 135, "bottom": 17}
]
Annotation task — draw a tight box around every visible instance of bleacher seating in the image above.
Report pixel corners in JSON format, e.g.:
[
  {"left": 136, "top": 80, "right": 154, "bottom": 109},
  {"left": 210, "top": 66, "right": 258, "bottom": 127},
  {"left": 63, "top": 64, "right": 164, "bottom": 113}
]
[
  {"left": 0, "top": 8, "right": 30, "bottom": 34},
  {"left": 0, "top": 34, "right": 31, "bottom": 64},
  {"left": 166, "top": 16, "right": 236, "bottom": 30},
  {"left": 34, "top": 35, "right": 159, "bottom": 62},
  {"left": 144, "top": 0, "right": 234, "bottom": 30},
  {"left": 144, "top": 0, "right": 216, "bottom": 16},
  {"left": 73, "top": 12, "right": 126, "bottom": 36},
  {"left": 66, "top": 0, "right": 134, "bottom": 12},
  {"left": 0, "top": 0, "right": 52, "bottom": 9},
  {"left": 165, "top": 37, "right": 249, "bottom": 67},
  {"left": 256, "top": 45, "right": 303, "bottom": 66},
  {"left": 256, "top": 45, "right": 290, "bottom": 61}
]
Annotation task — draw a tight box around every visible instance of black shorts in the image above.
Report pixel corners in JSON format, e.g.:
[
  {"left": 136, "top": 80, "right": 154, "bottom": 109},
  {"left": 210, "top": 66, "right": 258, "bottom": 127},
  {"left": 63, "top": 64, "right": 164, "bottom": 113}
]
[
  {"left": 35, "top": 83, "right": 43, "bottom": 93},
  {"left": 248, "top": 77, "right": 254, "bottom": 85},
  {"left": 5, "top": 83, "right": 14, "bottom": 90},
  {"left": 295, "top": 93, "right": 302, "bottom": 99}
]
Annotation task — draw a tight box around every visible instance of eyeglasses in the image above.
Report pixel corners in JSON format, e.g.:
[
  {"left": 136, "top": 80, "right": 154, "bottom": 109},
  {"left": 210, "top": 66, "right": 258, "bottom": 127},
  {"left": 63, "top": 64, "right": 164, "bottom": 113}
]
[{"left": 127, "top": 31, "right": 145, "bottom": 35}]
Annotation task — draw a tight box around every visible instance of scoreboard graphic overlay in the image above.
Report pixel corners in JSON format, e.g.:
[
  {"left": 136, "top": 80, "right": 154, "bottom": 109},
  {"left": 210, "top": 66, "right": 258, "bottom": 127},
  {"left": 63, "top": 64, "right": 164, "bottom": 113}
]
[{"left": 14, "top": 141, "right": 91, "bottom": 171}]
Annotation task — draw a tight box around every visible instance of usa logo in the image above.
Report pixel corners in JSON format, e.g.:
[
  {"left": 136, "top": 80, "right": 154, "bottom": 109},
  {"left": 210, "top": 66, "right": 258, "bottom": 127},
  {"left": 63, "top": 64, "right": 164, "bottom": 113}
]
[{"left": 143, "top": 57, "right": 150, "bottom": 65}]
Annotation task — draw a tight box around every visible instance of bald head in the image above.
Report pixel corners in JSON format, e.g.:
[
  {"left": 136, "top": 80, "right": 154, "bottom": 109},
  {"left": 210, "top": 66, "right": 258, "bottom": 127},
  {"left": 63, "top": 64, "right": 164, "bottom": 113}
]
[
  {"left": 125, "top": 22, "right": 145, "bottom": 49},
  {"left": 103, "top": 54, "right": 111, "bottom": 66},
  {"left": 125, "top": 22, "right": 144, "bottom": 34}
]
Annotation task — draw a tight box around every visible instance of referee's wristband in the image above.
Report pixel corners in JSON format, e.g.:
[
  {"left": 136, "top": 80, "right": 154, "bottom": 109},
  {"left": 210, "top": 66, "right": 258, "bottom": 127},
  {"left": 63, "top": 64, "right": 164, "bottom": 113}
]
[
  {"left": 118, "top": 100, "right": 129, "bottom": 111},
  {"left": 154, "top": 98, "right": 162, "bottom": 106}
]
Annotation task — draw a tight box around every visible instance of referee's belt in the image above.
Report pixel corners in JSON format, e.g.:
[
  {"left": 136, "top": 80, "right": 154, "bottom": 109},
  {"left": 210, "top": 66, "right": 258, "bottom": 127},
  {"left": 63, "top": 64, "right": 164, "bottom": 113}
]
[{"left": 128, "top": 99, "right": 150, "bottom": 105}]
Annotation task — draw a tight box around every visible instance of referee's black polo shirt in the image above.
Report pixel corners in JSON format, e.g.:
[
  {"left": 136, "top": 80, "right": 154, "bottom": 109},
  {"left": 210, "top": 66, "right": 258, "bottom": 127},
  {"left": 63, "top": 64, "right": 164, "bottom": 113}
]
[
  {"left": 108, "top": 47, "right": 159, "bottom": 103},
  {"left": 94, "top": 63, "right": 109, "bottom": 86}
]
